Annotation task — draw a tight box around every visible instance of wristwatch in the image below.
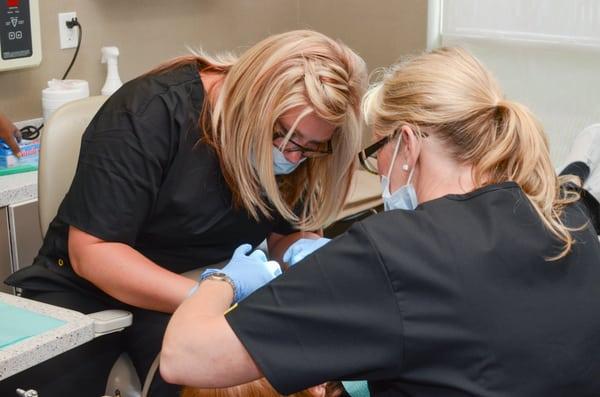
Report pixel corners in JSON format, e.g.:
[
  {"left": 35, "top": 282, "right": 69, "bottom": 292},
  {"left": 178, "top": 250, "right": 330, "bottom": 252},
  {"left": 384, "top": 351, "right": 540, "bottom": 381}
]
[{"left": 200, "top": 271, "right": 239, "bottom": 301}]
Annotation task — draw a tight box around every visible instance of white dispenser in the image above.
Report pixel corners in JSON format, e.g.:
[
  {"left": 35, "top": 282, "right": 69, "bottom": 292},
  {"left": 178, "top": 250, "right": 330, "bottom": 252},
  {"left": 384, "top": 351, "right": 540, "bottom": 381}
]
[
  {"left": 100, "top": 46, "right": 122, "bottom": 96},
  {"left": 41, "top": 79, "right": 89, "bottom": 122}
]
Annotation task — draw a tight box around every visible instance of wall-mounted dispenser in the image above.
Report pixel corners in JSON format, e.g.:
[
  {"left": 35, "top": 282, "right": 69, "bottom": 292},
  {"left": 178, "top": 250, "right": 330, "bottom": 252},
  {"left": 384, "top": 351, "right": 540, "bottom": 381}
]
[{"left": 0, "top": 0, "right": 41, "bottom": 72}]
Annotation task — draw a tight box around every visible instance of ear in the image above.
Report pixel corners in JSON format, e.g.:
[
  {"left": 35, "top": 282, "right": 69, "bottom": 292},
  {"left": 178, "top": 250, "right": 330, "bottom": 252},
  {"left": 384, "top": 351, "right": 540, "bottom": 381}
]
[
  {"left": 399, "top": 125, "right": 422, "bottom": 169},
  {"left": 306, "top": 383, "right": 327, "bottom": 397}
]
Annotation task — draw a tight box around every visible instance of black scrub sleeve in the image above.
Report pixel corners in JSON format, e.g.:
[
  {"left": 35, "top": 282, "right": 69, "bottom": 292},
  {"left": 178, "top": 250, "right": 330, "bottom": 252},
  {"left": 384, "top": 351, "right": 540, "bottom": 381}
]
[
  {"left": 225, "top": 222, "right": 404, "bottom": 395},
  {"left": 58, "top": 101, "right": 174, "bottom": 245}
]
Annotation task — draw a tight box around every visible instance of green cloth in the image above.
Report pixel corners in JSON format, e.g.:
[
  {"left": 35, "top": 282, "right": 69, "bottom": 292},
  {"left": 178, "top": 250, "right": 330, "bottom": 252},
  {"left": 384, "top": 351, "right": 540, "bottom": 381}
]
[
  {"left": 342, "top": 380, "right": 371, "bottom": 397},
  {"left": 0, "top": 301, "right": 66, "bottom": 349}
]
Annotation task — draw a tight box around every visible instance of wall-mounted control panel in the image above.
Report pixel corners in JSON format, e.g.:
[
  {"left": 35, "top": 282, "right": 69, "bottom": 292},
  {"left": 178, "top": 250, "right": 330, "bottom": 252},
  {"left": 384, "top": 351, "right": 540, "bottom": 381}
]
[{"left": 0, "top": 0, "right": 41, "bottom": 71}]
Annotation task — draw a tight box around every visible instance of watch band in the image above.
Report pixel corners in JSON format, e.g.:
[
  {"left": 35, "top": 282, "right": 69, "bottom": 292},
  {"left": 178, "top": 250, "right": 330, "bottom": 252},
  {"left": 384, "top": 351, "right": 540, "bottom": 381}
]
[{"left": 200, "top": 271, "right": 239, "bottom": 302}]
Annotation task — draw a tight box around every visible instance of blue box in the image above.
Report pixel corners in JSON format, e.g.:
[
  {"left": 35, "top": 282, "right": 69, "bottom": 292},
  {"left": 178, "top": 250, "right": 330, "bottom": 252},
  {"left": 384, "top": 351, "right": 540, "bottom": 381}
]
[{"left": 0, "top": 138, "right": 40, "bottom": 168}]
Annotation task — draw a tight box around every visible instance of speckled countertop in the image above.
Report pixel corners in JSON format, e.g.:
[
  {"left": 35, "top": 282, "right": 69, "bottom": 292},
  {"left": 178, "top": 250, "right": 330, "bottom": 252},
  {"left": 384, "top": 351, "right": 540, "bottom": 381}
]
[
  {"left": 0, "top": 292, "right": 94, "bottom": 380},
  {"left": 0, "top": 171, "right": 38, "bottom": 207}
]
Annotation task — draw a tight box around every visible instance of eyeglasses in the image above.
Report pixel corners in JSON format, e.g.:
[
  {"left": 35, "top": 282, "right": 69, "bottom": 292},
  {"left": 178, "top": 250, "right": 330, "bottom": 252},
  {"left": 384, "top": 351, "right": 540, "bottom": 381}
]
[
  {"left": 358, "top": 128, "right": 429, "bottom": 174},
  {"left": 273, "top": 124, "right": 333, "bottom": 159},
  {"left": 358, "top": 131, "right": 399, "bottom": 175}
]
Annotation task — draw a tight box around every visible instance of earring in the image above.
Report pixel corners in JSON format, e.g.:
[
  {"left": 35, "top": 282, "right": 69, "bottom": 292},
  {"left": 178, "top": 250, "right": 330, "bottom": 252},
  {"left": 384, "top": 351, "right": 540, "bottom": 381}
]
[{"left": 402, "top": 164, "right": 409, "bottom": 171}]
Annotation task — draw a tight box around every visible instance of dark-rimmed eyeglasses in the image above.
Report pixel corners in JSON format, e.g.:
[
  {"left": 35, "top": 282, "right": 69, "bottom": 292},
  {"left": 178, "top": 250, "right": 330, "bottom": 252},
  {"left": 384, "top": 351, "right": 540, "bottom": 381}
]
[
  {"left": 273, "top": 125, "right": 333, "bottom": 159},
  {"left": 358, "top": 129, "right": 429, "bottom": 174},
  {"left": 358, "top": 130, "right": 400, "bottom": 174}
]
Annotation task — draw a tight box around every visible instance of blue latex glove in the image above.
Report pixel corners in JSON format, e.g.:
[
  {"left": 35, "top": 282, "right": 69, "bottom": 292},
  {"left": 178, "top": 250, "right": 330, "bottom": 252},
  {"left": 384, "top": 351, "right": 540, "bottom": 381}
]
[
  {"left": 201, "top": 244, "right": 282, "bottom": 303},
  {"left": 283, "top": 237, "right": 331, "bottom": 266}
]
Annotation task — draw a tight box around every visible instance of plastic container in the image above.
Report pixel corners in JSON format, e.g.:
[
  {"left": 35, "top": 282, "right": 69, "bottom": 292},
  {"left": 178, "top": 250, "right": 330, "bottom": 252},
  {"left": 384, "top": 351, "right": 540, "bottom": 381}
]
[
  {"left": 101, "top": 46, "right": 123, "bottom": 96},
  {"left": 41, "top": 79, "right": 89, "bottom": 122}
]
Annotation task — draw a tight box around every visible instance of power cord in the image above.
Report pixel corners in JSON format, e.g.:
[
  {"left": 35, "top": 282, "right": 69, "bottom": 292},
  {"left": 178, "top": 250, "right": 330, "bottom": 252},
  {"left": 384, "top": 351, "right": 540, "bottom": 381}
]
[
  {"left": 62, "top": 17, "right": 82, "bottom": 80},
  {"left": 19, "top": 17, "right": 83, "bottom": 140}
]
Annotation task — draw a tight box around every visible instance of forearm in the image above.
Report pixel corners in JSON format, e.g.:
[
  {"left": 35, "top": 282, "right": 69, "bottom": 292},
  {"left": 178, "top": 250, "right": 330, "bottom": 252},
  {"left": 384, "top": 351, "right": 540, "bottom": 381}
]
[
  {"left": 69, "top": 228, "right": 196, "bottom": 313},
  {"left": 161, "top": 280, "right": 261, "bottom": 387}
]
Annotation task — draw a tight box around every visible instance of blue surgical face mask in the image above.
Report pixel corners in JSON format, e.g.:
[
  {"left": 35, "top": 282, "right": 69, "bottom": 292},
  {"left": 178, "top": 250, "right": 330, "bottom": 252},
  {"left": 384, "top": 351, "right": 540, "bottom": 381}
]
[
  {"left": 272, "top": 146, "right": 305, "bottom": 175},
  {"left": 380, "top": 135, "right": 419, "bottom": 211}
]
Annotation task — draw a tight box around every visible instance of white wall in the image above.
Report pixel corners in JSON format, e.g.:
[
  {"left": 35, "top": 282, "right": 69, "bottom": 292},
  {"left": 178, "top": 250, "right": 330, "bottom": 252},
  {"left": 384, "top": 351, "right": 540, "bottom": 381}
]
[{"left": 431, "top": 0, "right": 600, "bottom": 167}]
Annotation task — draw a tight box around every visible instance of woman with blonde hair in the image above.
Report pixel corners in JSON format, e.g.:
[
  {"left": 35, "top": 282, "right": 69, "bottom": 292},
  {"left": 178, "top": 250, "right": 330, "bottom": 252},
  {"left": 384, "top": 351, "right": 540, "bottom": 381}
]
[
  {"left": 162, "top": 47, "right": 600, "bottom": 397},
  {"left": 3, "top": 30, "right": 366, "bottom": 396}
]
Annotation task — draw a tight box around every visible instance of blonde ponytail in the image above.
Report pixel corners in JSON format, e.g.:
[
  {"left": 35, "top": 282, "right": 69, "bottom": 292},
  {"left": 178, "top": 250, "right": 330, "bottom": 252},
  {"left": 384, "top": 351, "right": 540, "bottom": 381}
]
[
  {"left": 364, "top": 47, "right": 582, "bottom": 260},
  {"left": 478, "top": 101, "right": 581, "bottom": 259}
]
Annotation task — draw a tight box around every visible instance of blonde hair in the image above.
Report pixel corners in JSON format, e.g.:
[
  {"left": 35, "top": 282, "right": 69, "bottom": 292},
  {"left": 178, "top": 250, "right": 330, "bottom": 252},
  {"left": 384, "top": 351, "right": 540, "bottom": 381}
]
[
  {"left": 363, "top": 47, "right": 581, "bottom": 260},
  {"left": 151, "top": 31, "right": 367, "bottom": 230},
  {"left": 181, "top": 378, "right": 343, "bottom": 397}
]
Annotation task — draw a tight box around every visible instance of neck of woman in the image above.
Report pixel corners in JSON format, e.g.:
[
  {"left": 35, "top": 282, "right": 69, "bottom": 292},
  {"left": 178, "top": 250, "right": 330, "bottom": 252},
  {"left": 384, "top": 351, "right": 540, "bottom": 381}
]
[
  {"left": 199, "top": 70, "right": 225, "bottom": 109},
  {"left": 416, "top": 158, "right": 476, "bottom": 203}
]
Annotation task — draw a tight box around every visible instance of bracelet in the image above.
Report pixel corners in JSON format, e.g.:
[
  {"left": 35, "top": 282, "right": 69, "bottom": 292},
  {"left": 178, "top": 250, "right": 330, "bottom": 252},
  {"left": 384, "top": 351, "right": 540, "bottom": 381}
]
[{"left": 200, "top": 270, "right": 239, "bottom": 303}]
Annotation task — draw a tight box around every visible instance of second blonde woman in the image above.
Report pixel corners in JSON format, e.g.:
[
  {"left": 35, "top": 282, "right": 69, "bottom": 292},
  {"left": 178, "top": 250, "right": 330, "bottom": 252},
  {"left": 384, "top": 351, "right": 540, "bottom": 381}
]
[{"left": 162, "top": 47, "right": 600, "bottom": 397}]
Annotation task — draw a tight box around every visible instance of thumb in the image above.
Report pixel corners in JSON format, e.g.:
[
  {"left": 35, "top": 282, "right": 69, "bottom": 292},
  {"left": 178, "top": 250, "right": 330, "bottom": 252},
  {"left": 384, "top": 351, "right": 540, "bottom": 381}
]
[
  {"left": 264, "top": 260, "right": 282, "bottom": 277},
  {"left": 233, "top": 244, "right": 253, "bottom": 257},
  {"left": 283, "top": 248, "right": 292, "bottom": 263},
  {"left": 290, "top": 251, "right": 309, "bottom": 266},
  {"left": 248, "top": 249, "right": 268, "bottom": 262},
  {"left": 283, "top": 243, "right": 301, "bottom": 263}
]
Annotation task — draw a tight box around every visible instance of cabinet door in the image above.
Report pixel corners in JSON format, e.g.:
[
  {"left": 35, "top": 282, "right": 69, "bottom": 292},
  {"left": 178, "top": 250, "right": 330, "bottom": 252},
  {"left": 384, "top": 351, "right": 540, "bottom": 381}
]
[
  {"left": 0, "top": 207, "right": 14, "bottom": 294},
  {"left": 8, "top": 199, "right": 43, "bottom": 272}
]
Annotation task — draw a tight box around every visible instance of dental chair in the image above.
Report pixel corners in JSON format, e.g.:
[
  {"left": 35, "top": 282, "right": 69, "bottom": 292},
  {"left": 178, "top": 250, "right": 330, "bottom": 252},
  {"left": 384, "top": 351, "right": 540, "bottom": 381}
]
[
  {"left": 39, "top": 96, "right": 141, "bottom": 397},
  {"left": 39, "top": 96, "right": 210, "bottom": 397}
]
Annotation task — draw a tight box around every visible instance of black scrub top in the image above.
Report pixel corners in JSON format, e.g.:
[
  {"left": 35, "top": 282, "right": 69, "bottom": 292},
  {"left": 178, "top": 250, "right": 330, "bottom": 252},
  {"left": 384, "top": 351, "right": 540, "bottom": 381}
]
[
  {"left": 6, "top": 63, "right": 294, "bottom": 301},
  {"left": 226, "top": 182, "right": 600, "bottom": 397}
]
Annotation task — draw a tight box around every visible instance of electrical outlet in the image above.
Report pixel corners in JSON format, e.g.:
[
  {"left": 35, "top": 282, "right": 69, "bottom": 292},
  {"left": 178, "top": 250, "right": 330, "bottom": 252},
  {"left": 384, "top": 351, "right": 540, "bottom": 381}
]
[{"left": 58, "top": 12, "right": 78, "bottom": 49}]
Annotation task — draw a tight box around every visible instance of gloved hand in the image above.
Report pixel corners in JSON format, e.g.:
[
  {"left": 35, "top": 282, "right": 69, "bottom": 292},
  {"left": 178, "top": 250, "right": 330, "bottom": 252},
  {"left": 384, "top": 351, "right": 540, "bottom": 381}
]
[
  {"left": 201, "top": 244, "right": 281, "bottom": 303},
  {"left": 283, "top": 237, "right": 331, "bottom": 266}
]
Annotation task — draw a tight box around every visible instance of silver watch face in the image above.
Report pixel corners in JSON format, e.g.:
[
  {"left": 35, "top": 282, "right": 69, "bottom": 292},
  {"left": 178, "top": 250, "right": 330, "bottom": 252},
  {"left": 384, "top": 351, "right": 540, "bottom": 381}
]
[{"left": 207, "top": 272, "right": 228, "bottom": 280}]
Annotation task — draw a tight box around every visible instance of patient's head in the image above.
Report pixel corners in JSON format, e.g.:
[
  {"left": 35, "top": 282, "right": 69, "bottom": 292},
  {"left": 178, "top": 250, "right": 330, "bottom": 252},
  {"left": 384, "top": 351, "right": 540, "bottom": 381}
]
[{"left": 181, "top": 377, "right": 344, "bottom": 397}]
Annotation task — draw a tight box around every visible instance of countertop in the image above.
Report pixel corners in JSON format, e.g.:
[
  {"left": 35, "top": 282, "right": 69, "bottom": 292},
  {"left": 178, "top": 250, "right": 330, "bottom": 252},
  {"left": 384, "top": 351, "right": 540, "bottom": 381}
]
[
  {"left": 0, "top": 291, "right": 94, "bottom": 380},
  {"left": 0, "top": 171, "right": 37, "bottom": 207}
]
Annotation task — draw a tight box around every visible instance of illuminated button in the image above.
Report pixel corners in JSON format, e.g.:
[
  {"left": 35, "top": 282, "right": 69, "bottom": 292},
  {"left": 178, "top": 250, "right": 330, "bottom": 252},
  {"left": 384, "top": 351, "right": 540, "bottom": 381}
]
[{"left": 58, "top": 258, "right": 65, "bottom": 267}]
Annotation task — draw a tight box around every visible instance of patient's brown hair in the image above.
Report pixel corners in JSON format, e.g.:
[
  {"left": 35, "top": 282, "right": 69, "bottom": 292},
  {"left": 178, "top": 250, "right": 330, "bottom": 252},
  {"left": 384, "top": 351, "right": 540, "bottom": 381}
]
[{"left": 181, "top": 377, "right": 344, "bottom": 397}]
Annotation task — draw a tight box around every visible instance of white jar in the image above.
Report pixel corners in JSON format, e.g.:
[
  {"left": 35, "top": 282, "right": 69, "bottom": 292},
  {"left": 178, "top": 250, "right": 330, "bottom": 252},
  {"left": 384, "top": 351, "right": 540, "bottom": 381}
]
[{"left": 41, "top": 79, "right": 90, "bottom": 122}]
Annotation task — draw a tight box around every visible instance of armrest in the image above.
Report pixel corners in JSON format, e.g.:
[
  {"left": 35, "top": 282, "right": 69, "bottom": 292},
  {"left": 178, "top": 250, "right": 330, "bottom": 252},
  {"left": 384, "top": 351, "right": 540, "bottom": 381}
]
[
  {"left": 181, "top": 260, "right": 227, "bottom": 281},
  {"left": 87, "top": 310, "right": 133, "bottom": 337}
]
